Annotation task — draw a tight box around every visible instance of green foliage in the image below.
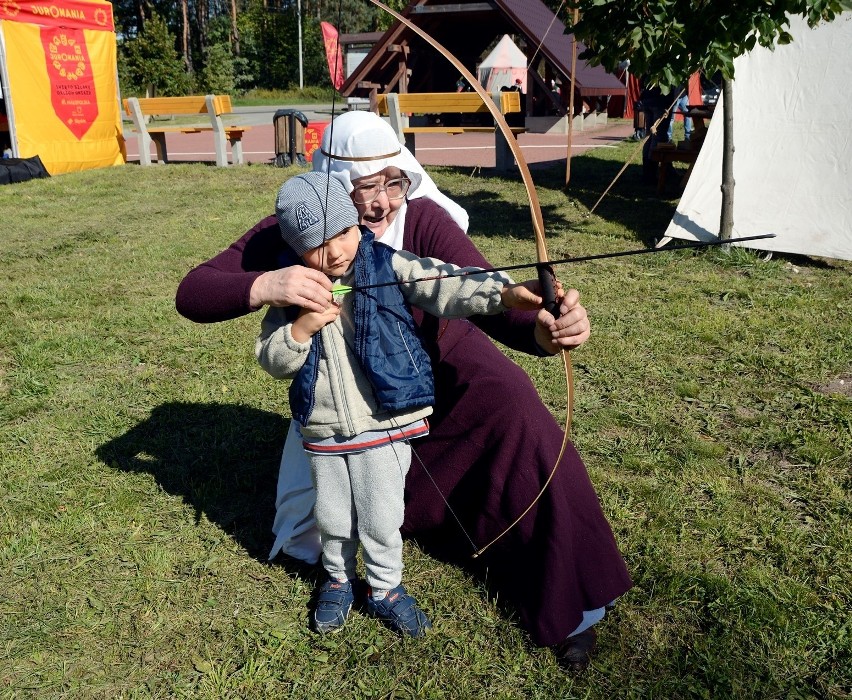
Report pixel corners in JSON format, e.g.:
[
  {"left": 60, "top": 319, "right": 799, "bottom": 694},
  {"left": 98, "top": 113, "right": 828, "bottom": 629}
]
[
  {"left": 110, "top": 0, "right": 414, "bottom": 97},
  {"left": 375, "top": 0, "right": 410, "bottom": 30},
  {"left": 568, "top": 1, "right": 849, "bottom": 90},
  {"left": 118, "top": 13, "right": 192, "bottom": 97},
  {"left": 315, "top": 0, "right": 393, "bottom": 33},
  {"left": 240, "top": 0, "right": 300, "bottom": 90},
  {"left": 198, "top": 42, "right": 237, "bottom": 95}
]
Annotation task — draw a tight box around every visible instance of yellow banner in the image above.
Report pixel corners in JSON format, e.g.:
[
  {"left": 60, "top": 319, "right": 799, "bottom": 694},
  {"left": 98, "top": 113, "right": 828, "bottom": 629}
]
[{"left": 2, "top": 16, "right": 124, "bottom": 174}]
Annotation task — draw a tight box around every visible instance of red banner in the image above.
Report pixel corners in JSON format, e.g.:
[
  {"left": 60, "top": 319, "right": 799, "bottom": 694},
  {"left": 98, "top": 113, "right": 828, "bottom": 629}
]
[
  {"left": 305, "top": 121, "right": 329, "bottom": 162},
  {"left": 0, "top": 0, "right": 114, "bottom": 31},
  {"left": 40, "top": 25, "right": 98, "bottom": 139},
  {"left": 320, "top": 21, "right": 344, "bottom": 90}
]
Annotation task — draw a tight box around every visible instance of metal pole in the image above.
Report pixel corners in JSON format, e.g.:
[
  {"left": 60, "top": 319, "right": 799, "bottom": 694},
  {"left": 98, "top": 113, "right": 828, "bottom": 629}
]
[{"left": 297, "top": 0, "right": 304, "bottom": 89}]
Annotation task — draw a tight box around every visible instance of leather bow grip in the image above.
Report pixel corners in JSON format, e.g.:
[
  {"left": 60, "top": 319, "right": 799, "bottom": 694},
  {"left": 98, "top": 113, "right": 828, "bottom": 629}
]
[{"left": 537, "top": 262, "right": 561, "bottom": 317}]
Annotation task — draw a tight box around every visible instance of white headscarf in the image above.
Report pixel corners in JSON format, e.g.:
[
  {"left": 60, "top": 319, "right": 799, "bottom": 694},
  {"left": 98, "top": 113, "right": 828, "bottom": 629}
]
[{"left": 312, "top": 110, "right": 469, "bottom": 233}]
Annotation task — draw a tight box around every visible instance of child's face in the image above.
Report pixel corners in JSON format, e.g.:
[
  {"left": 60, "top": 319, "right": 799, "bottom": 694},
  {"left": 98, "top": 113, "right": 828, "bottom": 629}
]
[{"left": 301, "top": 225, "right": 360, "bottom": 276}]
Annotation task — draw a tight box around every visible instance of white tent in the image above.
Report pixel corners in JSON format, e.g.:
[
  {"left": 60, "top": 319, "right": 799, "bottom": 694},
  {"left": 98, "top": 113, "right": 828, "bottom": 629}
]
[
  {"left": 478, "top": 34, "right": 527, "bottom": 93},
  {"left": 662, "top": 13, "right": 852, "bottom": 261}
]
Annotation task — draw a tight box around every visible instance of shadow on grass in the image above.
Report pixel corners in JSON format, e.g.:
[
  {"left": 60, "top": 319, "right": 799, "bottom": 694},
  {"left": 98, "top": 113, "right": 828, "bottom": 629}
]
[
  {"left": 93, "top": 401, "right": 520, "bottom": 622},
  {"left": 95, "top": 401, "right": 315, "bottom": 577},
  {"left": 93, "top": 402, "right": 608, "bottom": 641}
]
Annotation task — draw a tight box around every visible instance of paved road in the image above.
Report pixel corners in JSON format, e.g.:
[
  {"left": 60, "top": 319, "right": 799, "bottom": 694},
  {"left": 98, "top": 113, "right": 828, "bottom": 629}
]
[{"left": 123, "top": 105, "right": 634, "bottom": 169}]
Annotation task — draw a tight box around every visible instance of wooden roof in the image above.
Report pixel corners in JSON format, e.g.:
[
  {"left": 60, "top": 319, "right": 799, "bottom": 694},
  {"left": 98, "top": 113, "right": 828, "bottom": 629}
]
[{"left": 341, "top": 0, "right": 626, "bottom": 98}]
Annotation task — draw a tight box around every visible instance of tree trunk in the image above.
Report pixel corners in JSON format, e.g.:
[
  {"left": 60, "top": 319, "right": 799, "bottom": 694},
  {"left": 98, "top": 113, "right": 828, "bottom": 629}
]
[
  {"left": 719, "top": 77, "right": 734, "bottom": 240},
  {"left": 231, "top": 0, "right": 240, "bottom": 56},
  {"left": 136, "top": 0, "right": 146, "bottom": 34},
  {"left": 181, "top": 0, "right": 192, "bottom": 72},
  {"left": 196, "top": 0, "right": 209, "bottom": 56}
]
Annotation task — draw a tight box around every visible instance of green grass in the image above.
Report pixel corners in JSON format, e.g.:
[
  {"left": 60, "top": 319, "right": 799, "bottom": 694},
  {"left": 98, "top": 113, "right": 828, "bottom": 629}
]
[
  {"left": 234, "top": 87, "right": 337, "bottom": 106},
  {"left": 1, "top": 145, "right": 850, "bottom": 699}
]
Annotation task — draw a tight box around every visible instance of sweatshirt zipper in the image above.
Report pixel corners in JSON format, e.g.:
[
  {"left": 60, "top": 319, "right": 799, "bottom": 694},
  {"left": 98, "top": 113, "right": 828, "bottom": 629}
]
[{"left": 326, "top": 324, "right": 356, "bottom": 436}]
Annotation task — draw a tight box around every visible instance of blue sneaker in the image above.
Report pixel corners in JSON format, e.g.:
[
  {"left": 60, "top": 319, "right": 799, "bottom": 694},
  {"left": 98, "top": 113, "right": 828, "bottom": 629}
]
[
  {"left": 312, "top": 579, "right": 354, "bottom": 634},
  {"left": 367, "top": 584, "right": 431, "bottom": 638}
]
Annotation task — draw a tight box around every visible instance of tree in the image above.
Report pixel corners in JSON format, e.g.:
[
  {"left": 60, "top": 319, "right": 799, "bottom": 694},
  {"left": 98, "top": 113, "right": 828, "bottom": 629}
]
[
  {"left": 109, "top": 0, "right": 419, "bottom": 96},
  {"left": 118, "top": 13, "right": 193, "bottom": 96},
  {"left": 564, "top": 0, "right": 851, "bottom": 238},
  {"left": 563, "top": 1, "right": 848, "bottom": 89}
]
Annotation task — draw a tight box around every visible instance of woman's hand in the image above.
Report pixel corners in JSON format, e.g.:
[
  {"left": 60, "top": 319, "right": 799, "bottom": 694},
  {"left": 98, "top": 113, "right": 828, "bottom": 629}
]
[
  {"left": 249, "top": 267, "right": 333, "bottom": 313},
  {"left": 534, "top": 287, "right": 591, "bottom": 353}
]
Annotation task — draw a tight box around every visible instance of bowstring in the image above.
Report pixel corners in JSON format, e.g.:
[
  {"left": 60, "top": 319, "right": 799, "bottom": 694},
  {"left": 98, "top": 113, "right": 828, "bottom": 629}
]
[
  {"left": 527, "top": 0, "right": 567, "bottom": 68},
  {"left": 387, "top": 415, "right": 479, "bottom": 555},
  {"left": 319, "top": 0, "right": 346, "bottom": 271}
]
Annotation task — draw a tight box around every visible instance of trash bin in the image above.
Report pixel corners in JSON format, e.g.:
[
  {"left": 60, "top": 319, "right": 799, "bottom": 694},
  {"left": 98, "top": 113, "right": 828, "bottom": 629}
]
[
  {"left": 273, "top": 109, "right": 309, "bottom": 167},
  {"left": 633, "top": 101, "right": 646, "bottom": 139}
]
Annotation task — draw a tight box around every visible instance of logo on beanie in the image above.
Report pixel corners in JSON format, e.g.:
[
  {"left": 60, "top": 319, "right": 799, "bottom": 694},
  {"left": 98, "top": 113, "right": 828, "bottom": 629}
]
[{"left": 295, "top": 202, "right": 320, "bottom": 232}]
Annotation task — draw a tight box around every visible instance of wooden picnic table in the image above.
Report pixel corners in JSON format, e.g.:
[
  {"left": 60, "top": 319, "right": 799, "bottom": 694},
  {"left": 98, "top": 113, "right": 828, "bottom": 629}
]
[{"left": 652, "top": 106, "right": 714, "bottom": 193}]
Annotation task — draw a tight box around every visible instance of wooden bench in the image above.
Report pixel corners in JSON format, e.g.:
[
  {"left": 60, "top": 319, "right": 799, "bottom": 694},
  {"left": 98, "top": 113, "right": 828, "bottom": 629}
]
[
  {"left": 123, "top": 95, "right": 250, "bottom": 167},
  {"left": 374, "top": 91, "right": 526, "bottom": 172}
]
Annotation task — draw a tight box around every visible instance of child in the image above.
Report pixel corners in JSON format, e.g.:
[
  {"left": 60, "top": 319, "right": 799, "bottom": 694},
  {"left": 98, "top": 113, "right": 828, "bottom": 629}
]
[{"left": 255, "top": 172, "right": 543, "bottom": 637}]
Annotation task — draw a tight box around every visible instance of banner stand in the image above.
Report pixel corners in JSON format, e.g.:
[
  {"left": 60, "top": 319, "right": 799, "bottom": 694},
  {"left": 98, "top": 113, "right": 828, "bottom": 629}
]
[{"left": 0, "top": 0, "right": 125, "bottom": 174}]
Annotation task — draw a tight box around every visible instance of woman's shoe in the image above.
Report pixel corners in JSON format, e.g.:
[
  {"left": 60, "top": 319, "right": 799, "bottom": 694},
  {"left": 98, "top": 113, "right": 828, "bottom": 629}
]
[{"left": 552, "top": 627, "right": 597, "bottom": 674}]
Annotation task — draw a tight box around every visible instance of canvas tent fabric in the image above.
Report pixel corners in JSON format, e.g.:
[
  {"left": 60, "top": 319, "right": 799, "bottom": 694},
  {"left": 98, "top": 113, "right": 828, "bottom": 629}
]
[
  {"left": 0, "top": 0, "right": 124, "bottom": 175},
  {"left": 663, "top": 13, "right": 852, "bottom": 261},
  {"left": 478, "top": 34, "right": 527, "bottom": 93}
]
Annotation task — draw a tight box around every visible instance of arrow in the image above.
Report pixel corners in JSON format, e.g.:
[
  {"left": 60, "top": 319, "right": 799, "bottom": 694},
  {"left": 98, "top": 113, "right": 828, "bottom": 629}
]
[{"left": 330, "top": 233, "right": 776, "bottom": 298}]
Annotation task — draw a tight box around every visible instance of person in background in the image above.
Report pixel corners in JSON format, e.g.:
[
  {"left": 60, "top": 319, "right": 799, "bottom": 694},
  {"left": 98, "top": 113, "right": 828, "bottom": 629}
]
[
  {"left": 667, "top": 86, "right": 693, "bottom": 143},
  {"left": 640, "top": 80, "right": 674, "bottom": 182}
]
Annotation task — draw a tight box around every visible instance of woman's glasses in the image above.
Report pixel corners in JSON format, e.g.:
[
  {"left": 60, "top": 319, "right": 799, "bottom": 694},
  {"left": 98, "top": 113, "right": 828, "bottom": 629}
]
[{"left": 351, "top": 177, "right": 411, "bottom": 205}]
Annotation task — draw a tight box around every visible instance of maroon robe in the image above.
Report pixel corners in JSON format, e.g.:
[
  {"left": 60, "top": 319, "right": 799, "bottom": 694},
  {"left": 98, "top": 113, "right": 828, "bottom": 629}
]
[{"left": 176, "top": 197, "right": 632, "bottom": 646}]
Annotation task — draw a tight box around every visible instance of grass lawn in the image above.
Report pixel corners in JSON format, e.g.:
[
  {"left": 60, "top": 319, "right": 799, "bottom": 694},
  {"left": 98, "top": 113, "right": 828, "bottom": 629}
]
[{"left": 1, "top": 144, "right": 850, "bottom": 699}]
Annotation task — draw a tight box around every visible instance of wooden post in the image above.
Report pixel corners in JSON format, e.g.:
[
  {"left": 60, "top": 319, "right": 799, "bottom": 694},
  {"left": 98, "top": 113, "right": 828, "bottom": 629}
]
[
  {"left": 205, "top": 94, "right": 229, "bottom": 167},
  {"left": 126, "top": 97, "right": 153, "bottom": 166},
  {"left": 565, "top": 6, "right": 579, "bottom": 187}
]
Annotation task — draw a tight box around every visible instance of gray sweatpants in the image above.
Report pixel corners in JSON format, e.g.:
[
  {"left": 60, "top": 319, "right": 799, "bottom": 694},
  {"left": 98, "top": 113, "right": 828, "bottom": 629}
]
[{"left": 309, "top": 441, "right": 410, "bottom": 592}]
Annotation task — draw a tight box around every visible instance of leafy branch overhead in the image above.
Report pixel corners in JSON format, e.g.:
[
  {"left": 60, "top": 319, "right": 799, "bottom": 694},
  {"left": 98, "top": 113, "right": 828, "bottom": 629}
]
[{"left": 567, "top": 0, "right": 852, "bottom": 90}]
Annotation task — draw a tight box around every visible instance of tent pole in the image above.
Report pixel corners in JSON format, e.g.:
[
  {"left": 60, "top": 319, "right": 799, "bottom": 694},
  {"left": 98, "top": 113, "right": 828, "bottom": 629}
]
[
  {"left": 565, "top": 6, "right": 579, "bottom": 187},
  {"left": 0, "top": 29, "right": 18, "bottom": 157}
]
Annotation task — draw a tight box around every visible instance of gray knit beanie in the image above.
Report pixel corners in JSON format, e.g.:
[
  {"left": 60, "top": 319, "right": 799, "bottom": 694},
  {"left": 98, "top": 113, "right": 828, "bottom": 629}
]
[{"left": 275, "top": 172, "right": 360, "bottom": 257}]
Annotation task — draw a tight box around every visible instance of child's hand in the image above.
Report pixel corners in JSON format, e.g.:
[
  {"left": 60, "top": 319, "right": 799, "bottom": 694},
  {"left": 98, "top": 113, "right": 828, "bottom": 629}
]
[
  {"left": 500, "top": 280, "right": 547, "bottom": 310},
  {"left": 292, "top": 303, "right": 341, "bottom": 342}
]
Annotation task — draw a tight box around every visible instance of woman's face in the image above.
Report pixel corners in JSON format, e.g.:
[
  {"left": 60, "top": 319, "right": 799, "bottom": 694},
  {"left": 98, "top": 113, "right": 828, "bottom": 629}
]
[{"left": 350, "top": 167, "right": 407, "bottom": 238}]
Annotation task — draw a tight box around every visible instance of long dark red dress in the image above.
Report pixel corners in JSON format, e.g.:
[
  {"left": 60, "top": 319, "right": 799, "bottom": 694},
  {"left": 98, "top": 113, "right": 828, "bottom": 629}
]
[{"left": 175, "top": 197, "right": 632, "bottom": 647}]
